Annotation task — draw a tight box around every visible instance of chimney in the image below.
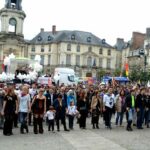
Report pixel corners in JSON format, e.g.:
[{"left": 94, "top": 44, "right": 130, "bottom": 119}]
[
  {"left": 146, "top": 28, "right": 150, "bottom": 38},
  {"left": 52, "top": 25, "right": 56, "bottom": 35},
  {"left": 40, "top": 28, "right": 44, "bottom": 32}
]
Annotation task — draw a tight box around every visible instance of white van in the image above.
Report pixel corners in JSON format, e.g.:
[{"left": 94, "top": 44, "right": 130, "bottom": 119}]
[{"left": 53, "top": 68, "right": 76, "bottom": 86}]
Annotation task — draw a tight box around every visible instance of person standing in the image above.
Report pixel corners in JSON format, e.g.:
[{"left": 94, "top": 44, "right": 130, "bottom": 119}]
[
  {"left": 53, "top": 94, "right": 69, "bottom": 131},
  {"left": 1, "top": 86, "right": 18, "bottom": 136},
  {"left": 31, "top": 88, "right": 46, "bottom": 134},
  {"left": 115, "top": 89, "right": 126, "bottom": 126},
  {"left": 29, "top": 83, "right": 38, "bottom": 125},
  {"left": 45, "top": 106, "right": 55, "bottom": 132},
  {"left": 103, "top": 87, "right": 115, "bottom": 129},
  {"left": 145, "top": 89, "right": 150, "bottom": 128},
  {"left": 67, "top": 101, "right": 78, "bottom": 130},
  {"left": 0, "top": 88, "right": 5, "bottom": 129},
  {"left": 135, "top": 88, "right": 146, "bottom": 129},
  {"left": 90, "top": 90, "right": 101, "bottom": 129},
  {"left": 125, "top": 89, "right": 136, "bottom": 131},
  {"left": 77, "top": 91, "right": 88, "bottom": 129},
  {"left": 18, "top": 86, "right": 31, "bottom": 134}
]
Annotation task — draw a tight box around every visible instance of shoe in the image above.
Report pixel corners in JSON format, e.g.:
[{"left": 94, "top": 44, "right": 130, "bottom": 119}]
[
  {"left": 133, "top": 124, "right": 136, "bottom": 126},
  {"left": 147, "top": 125, "right": 149, "bottom": 128},
  {"left": 126, "top": 127, "right": 132, "bottom": 131},
  {"left": 96, "top": 125, "right": 99, "bottom": 129},
  {"left": 4, "top": 133, "right": 11, "bottom": 136},
  {"left": 137, "top": 127, "right": 143, "bottom": 129},
  {"left": 64, "top": 129, "right": 70, "bottom": 131},
  {"left": 93, "top": 126, "right": 95, "bottom": 129},
  {"left": 57, "top": 129, "right": 60, "bottom": 132}
]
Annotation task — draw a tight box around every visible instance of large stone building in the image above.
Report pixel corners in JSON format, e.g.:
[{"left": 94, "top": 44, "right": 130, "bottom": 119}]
[
  {"left": 0, "top": 0, "right": 28, "bottom": 72},
  {"left": 28, "top": 26, "right": 118, "bottom": 77}
]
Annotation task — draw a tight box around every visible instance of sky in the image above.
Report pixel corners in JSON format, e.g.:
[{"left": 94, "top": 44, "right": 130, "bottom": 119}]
[{"left": 0, "top": 0, "right": 150, "bottom": 45}]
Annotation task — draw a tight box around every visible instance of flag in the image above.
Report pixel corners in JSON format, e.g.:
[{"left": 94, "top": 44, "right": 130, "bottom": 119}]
[{"left": 125, "top": 63, "right": 129, "bottom": 77}]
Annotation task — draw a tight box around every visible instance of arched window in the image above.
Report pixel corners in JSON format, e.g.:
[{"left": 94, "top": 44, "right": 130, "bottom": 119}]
[{"left": 87, "top": 56, "right": 92, "bottom": 66}]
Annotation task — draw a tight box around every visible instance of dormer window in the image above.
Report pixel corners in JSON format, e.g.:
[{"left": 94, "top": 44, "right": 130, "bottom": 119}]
[
  {"left": 38, "top": 36, "right": 42, "bottom": 41},
  {"left": 102, "top": 39, "right": 106, "bottom": 44},
  {"left": 48, "top": 36, "right": 52, "bottom": 41},
  {"left": 71, "top": 34, "right": 75, "bottom": 40},
  {"left": 87, "top": 37, "right": 91, "bottom": 42}
]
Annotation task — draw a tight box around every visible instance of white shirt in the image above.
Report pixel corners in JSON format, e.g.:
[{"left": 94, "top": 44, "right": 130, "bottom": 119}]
[
  {"left": 68, "top": 106, "right": 77, "bottom": 115},
  {"left": 103, "top": 93, "right": 115, "bottom": 108},
  {"left": 19, "top": 94, "right": 31, "bottom": 112},
  {"left": 46, "top": 110, "right": 55, "bottom": 120},
  {"left": 29, "top": 88, "right": 37, "bottom": 99}
]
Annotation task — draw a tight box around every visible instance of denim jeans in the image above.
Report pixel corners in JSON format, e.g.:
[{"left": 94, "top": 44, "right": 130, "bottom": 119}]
[
  {"left": 137, "top": 108, "right": 145, "bottom": 128},
  {"left": 116, "top": 112, "right": 124, "bottom": 125},
  {"left": 19, "top": 112, "right": 28, "bottom": 129}
]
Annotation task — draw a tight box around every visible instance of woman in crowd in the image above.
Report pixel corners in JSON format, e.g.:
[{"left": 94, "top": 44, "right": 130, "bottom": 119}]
[
  {"left": 1, "top": 85, "right": 18, "bottom": 136},
  {"left": 77, "top": 90, "right": 88, "bottom": 129},
  {"left": 18, "top": 85, "right": 31, "bottom": 134},
  {"left": 90, "top": 90, "right": 101, "bottom": 129},
  {"left": 31, "top": 88, "right": 46, "bottom": 134},
  {"left": 103, "top": 87, "right": 115, "bottom": 129},
  {"left": 115, "top": 89, "right": 126, "bottom": 126}
]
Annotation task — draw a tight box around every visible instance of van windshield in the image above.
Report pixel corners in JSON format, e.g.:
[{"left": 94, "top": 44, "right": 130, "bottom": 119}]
[{"left": 68, "top": 75, "right": 75, "bottom": 82}]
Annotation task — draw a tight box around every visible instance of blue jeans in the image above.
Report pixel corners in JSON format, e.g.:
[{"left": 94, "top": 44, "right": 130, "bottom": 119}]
[
  {"left": 137, "top": 108, "right": 145, "bottom": 128},
  {"left": 19, "top": 112, "right": 28, "bottom": 131},
  {"left": 116, "top": 112, "right": 124, "bottom": 125}
]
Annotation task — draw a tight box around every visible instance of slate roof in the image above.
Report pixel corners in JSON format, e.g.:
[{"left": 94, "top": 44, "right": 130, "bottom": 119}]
[{"left": 29, "top": 30, "right": 113, "bottom": 48}]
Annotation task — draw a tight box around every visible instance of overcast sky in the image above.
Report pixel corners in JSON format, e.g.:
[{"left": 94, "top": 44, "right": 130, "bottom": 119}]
[{"left": 0, "top": 0, "right": 150, "bottom": 45}]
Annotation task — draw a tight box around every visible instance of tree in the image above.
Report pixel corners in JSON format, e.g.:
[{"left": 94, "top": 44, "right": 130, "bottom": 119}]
[
  {"left": 97, "top": 69, "right": 106, "bottom": 80},
  {"left": 113, "top": 69, "right": 121, "bottom": 76}
]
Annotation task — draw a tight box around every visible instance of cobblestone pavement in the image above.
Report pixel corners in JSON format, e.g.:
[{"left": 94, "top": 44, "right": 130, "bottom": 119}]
[{"left": 0, "top": 117, "right": 150, "bottom": 150}]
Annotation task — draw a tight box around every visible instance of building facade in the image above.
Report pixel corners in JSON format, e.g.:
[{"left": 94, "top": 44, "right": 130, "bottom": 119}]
[{"left": 28, "top": 26, "right": 118, "bottom": 77}]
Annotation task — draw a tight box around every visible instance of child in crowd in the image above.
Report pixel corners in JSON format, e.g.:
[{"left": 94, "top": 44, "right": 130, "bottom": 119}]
[
  {"left": 45, "top": 106, "right": 55, "bottom": 133},
  {"left": 67, "top": 101, "right": 78, "bottom": 130}
]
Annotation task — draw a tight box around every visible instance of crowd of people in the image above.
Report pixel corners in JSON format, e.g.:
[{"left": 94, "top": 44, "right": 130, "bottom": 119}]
[{"left": 0, "top": 82, "right": 150, "bottom": 136}]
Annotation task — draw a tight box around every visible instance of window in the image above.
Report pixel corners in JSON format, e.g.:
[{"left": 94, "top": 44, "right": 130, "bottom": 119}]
[
  {"left": 76, "top": 55, "right": 80, "bottom": 66},
  {"left": 87, "top": 37, "right": 91, "bottom": 42},
  {"left": 49, "top": 45, "right": 51, "bottom": 52},
  {"left": 108, "top": 49, "right": 111, "bottom": 55},
  {"left": 48, "top": 55, "right": 51, "bottom": 65},
  {"left": 67, "top": 43, "right": 71, "bottom": 51},
  {"left": 66, "top": 54, "right": 71, "bottom": 65},
  {"left": 107, "top": 58, "right": 111, "bottom": 69},
  {"left": 77, "top": 44, "right": 80, "bottom": 52},
  {"left": 99, "top": 48, "right": 103, "bottom": 54},
  {"left": 68, "top": 75, "right": 75, "bottom": 82},
  {"left": 38, "top": 36, "right": 42, "bottom": 41},
  {"left": 31, "top": 45, "right": 35, "bottom": 52},
  {"left": 41, "top": 45, "right": 44, "bottom": 52},
  {"left": 71, "top": 34, "right": 75, "bottom": 40},
  {"left": 31, "top": 55, "right": 35, "bottom": 60},
  {"left": 40, "top": 55, "right": 45, "bottom": 65},
  {"left": 93, "top": 58, "right": 96, "bottom": 66},
  {"left": 48, "top": 36, "right": 52, "bottom": 41},
  {"left": 87, "top": 56, "right": 92, "bottom": 67},
  {"left": 88, "top": 46, "right": 92, "bottom": 52},
  {"left": 99, "top": 58, "right": 103, "bottom": 68}
]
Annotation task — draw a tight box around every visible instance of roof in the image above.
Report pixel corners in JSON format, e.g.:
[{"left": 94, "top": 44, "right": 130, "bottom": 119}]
[{"left": 29, "top": 30, "right": 113, "bottom": 48}]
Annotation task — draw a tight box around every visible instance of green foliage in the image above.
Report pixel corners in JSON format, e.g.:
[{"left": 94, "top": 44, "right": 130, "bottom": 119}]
[
  {"left": 97, "top": 69, "right": 106, "bottom": 80},
  {"left": 129, "top": 65, "right": 150, "bottom": 82},
  {"left": 113, "top": 69, "right": 121, "bottom": 76}
]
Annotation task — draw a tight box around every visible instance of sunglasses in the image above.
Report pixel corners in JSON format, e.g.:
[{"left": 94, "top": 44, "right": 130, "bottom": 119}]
[{"left": 40, "top": 90, "right": 44, "bottom": 92}]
